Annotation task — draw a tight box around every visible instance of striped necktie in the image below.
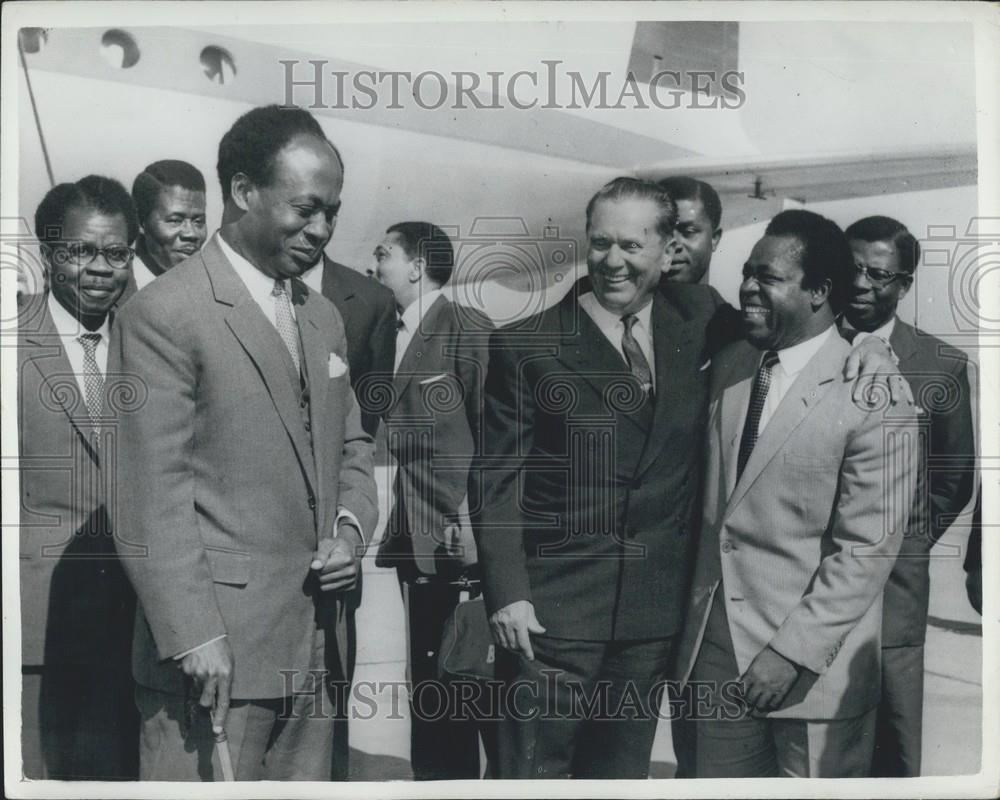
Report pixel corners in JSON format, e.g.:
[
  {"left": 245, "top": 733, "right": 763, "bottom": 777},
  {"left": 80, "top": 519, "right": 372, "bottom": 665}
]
[{"left": 621, "top": 313, "right": 654, "bottom": 397}]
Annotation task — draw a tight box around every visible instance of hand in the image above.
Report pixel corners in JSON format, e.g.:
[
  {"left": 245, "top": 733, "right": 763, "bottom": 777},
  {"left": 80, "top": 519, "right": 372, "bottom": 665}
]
[
  {"left": 443, "top": 521, "right": 478, "bottom": 567},
  {"left": 740, "top": 646, "right": 801, "bottom": 713},
  {"left": 489, "top": 600, "right": 546, "bottom": 660},
  {"left": 311, "top": 526, "right": 361, "bottom": 592},
  {"left": 179, "top": 637, "right": 234, "bottom": 734},
  {"left": 843, "top": 336, "right": 914, "bottom": 407}
]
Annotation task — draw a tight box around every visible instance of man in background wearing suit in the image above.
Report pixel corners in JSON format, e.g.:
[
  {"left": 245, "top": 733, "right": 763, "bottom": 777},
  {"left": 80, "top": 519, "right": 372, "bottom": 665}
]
[
  {"left": 18, "top": 175, "right": 139, "bottom": 778},
  {"left": 843, "top": 215, "right": 975, "bottom": 777},
  {"left": 675, "top": 210, "right": 917, "bottom": 778},
  {"left": 473, "top": 177, "right": 730, "bottom": 778},
  {"left": 373, "top": 221, "right": 494, "bottom": 779},
  {"left": 110, "top": 105, "right": 378, "bottom": 780},
  {"left": 122, "top": 159, "right": 207, "bottom": 299},
  {"left": 659, "top": 176, "right": 723, "bottom": 285}
]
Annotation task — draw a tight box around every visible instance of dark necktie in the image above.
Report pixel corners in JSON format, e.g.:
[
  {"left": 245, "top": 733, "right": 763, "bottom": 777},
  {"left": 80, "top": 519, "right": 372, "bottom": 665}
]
[
  {"left": 621, "top": 314, "right": 654, "bottom": 396},
  {"left": 736, "top": 350, "right": 779, "bottom": 482},
  {"left": 77, "top": 332, "right": 104, "bottom": 427}
]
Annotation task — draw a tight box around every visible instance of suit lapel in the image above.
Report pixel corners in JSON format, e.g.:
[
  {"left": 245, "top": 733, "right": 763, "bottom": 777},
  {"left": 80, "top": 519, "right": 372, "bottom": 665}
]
[
  {"left": 724, "top": 332, "right": 846, "bottom": 517},
  {"left": 393, "top": 293, "right": 448, "bottom": 398},
  {"left": 205, "top": 241, "right": 318, "bottom": 496},
  {"left": 888, "top": 317, "right": 918, "bottom": 366}
]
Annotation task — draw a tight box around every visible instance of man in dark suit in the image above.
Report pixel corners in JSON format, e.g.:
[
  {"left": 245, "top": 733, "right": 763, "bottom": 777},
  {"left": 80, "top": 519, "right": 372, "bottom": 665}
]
[
  {"left": 843, "top": 215, "right": 976, "bottom": 777},
  {"left": 18, "top": 175, "right": 139, "bottom": 778},
  {"left": 472, "top": 177, "right": 730, "bottom": 779},
  {"left": 110, "top": 105, "right": 378, "bottom": 780},
  {"left": 372, "top": 221, "right": 494, "bottom": 779}
]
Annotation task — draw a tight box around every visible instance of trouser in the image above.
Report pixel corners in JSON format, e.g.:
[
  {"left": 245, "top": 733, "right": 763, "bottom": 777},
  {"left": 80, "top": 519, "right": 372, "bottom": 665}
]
[
  {"left": 399, "top": 570, "right": 494, "bottom": 779},
  {"left": 21, "top": 664, "right": 139, "bottom": 780},
  {"left": 871, "top": 643, "right": 924, "bottom": 777},
  {"left": 135, "top": 631, "right": 341, "bottom": 781},
  {"left": 494, "top": 634, "right": 675, "bottom": 779}
]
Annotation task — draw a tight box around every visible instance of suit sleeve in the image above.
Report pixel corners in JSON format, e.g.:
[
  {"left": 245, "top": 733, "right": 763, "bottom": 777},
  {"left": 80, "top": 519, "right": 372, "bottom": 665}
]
[
  {"left": 470, "top": 329, "right": 534, "bottom": 615},
  {"left": 927, "top": 352, "right": 975, "bottom": 542},
  {"left": 108, "top": 300, "right": 226, "bottom": 660},
  {"left": 768, "top": 389, "right": 919, "bottom": 674}
]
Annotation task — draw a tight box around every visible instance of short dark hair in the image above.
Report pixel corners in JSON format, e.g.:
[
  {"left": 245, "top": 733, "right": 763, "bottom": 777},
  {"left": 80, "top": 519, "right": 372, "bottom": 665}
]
[
  {"left": 844, "top": 215, "right": 921, "bottom": 274},
  {"left": 35, "top": 175, "right": 139, "bottom": 245},
  {"left": 585, "top": 177, "right": 677, "bottom": 241},
  {"left": 387, "top": 221, "right": 455, "bottom": 286},
  {"left": 765, "top": 209, "right": 853, "bottom": 313},
  {"left": 216, "top": 104, "right": 345, "bottom": 203},
  {"left": 132, "top": 159, "right": 206, "bottom": 223},
  {"left": 657, "top": 175, "right": 722, "bottom": 230}
]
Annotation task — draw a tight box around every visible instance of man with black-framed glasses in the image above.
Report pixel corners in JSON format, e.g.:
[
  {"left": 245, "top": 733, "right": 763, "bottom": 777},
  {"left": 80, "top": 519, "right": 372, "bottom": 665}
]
[
  {"left": 17, "top": 175, "right": 138, "bottom": 779},
  {"left": 843, "top": 215, "right": 975, "bottom": 778}
]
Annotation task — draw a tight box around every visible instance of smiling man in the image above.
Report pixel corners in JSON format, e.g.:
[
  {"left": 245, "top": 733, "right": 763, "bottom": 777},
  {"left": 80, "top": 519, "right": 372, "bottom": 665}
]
[
  {"left": 128, "top": 159, "right": 207, "bottom": 293},
  {"left": 110, "top": 105, "right": 377, "bottom": 781},
  {"left": 18, "top": 175, "right": 139, "bottom": 778},
  {"left": 658, "top": 176, "right": 723, "bottom": 284},
  {"left": 674, "top": 210, "right": 917, "bottom": 778}
]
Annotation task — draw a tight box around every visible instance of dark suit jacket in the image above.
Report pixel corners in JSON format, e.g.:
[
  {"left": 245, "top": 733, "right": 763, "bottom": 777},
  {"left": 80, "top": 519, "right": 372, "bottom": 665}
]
[
  {"left": 472, "top": 283, "right": 727, "bottom": 641},
  {"left": 109, "top": 239, "right": 378, "bottom": 699},
  {"left": 376, "top": 294, "right": 493, "bottom": 576},
  {"left": 17, "top": 295, "right": 135, "bottom": 668},
  {"left": 320, "top": 256, "right": 397, "bottom": 437},
  {"left": 882, "top": 318, "right": 975, "bottom": 646}
]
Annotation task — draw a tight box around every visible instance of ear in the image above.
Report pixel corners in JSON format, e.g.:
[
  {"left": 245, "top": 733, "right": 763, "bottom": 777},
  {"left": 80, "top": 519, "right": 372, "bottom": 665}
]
[
  {"left": 39, "top": 242, "right": 54, "bottom": 271},
  {"left": 229, "top": 172, "right": 254, "bottom": 213},
  {"left": 409, "top": 257, "right": 425, "bottom": 284},
  {"left": 897, "top": 273, "right": 914, "bottom": 300},
  {"left": 711, "top": 228, "right": 723, "bottom": 251},
  {"left": 809, "top": 278, "right": 832, "bottom": 309}
]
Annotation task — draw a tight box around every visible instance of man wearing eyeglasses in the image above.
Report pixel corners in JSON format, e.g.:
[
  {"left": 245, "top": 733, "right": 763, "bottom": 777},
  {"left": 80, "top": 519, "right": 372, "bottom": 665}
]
[
  {"left": 843, "top": 216, "right": 975, "bottom": 778},
  {"left": 18, "top": 175, "right": 139, "bottom": 778}
]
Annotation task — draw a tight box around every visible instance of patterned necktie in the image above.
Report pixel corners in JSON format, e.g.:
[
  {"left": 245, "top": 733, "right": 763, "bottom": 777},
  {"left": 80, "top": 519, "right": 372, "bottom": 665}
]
[
  {"left": 77, "top": 333, "right": 104, "bottom": 427},
  {"left": 736, "top": 350, "right": 780, "bottom": 482},
  {"left": 272, "top": 280, "right": 301, "bottom": 373},
  {"left": 621, "top": 314, "right": 654, "bottom": 397}
]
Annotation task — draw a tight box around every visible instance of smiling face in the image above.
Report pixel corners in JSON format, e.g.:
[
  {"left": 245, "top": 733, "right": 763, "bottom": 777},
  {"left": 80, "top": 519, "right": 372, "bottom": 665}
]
[
  {"left": 665, "top": 197, "right": 720, "bottom": 284},
  {"left": 586, "top": 197, "right": 671, "bottom": 316},
  {"left": 845, "top": 238, "right": 912, "bottom": 332},
  {"left": 740, "top": 234, "right": 831, "bottom": 351},
  {"left": 233, "top": 134, "right": 343, "bottom": 280},
  {"left": 44, "top": 207, "right": 130, "bottom": 329},
  {"left": 141, "top": 184, "right": 207, "bottom": 271},
  {"left": 373, "top": 231, "right": 420, "bottom": 308}
]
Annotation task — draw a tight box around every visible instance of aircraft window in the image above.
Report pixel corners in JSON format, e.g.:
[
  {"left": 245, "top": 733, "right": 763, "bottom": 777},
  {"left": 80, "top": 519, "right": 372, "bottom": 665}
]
[
  {"left": 100, "top": 29, "right": 140, "bottom": 69},
  {"left": 18, "top": 28, "right": 48, "bottom": 55},
  {"left": 201, "top": 46, "right": 237, "bottom": 85}
]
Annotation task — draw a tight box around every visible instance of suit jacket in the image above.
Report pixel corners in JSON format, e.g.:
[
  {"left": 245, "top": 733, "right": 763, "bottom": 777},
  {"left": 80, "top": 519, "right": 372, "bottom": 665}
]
[
  {"left": 108, "top": 239, "right": 378, "bottom": 699},
  {"left": 472, "top": 283, "right": 727, "bottom": 641},
  {"left": 676, "top": 332, "right": 917, "bottom": 720},
  {"left": 879, "top": 319, "right": 975, "bottom": 645},
  {"left": 17, "top": 295, "right": 135, "bottom": 668},
  {"left": 376, "top": 294, "right": 493, "bottom": 576},
  {"left": 320, "top": 256, "right": 397, "bottom": 437}
]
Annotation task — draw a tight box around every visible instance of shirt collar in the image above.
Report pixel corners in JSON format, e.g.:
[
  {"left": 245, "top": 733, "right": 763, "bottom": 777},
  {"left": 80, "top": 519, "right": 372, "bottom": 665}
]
[
  {"left": 398, "top": 288, "right": 443, "bottom": 332},
  {"left": 578, "top": 291, "right": 654, "bottom": 333},
  {"left": 47, "top": 292, "right": 111, "bottom": 341},
  {"left": 216, "top": 231, "right": 284, "bottom": 308},
  {"left": 773, "top": 324, "right": 836, "bottom": 377},
  {"left": 870, "top": 316, "right": 896, "bottom": 342}
]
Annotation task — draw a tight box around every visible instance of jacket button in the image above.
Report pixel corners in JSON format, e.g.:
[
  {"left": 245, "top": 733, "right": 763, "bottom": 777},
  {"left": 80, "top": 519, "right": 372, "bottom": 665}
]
[
  {"left": 721, "top": 541, "right": 732, "bottom": 553},
  {"left": 308, "top": 496, "right": 316, "bottom": 510}
]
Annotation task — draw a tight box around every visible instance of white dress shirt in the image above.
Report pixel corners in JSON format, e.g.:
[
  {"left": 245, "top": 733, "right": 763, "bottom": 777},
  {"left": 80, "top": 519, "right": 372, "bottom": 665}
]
[
  {"left": 131, "top": 253, "right": 159, "bottom": 291},
  {"left": 216, "top": 233, "right": 298, "bottom": 325},
  {"left": 47, "top": 293, "right": 110, "bottom": 392},
  {"left": 394, "top": 289, "right": 443, "bottom": 373},
  {"left": 577, "top": 292, "right": 656, "bottom": 382},
  {"left": 300, "top": 259, "right": 325, "bottom": 295}
]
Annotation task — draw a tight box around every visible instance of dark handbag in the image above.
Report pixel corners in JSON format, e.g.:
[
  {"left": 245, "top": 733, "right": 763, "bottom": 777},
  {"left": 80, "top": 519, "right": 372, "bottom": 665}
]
[{"left": 438, "top": 593, "right": 496, "bottom": 681}]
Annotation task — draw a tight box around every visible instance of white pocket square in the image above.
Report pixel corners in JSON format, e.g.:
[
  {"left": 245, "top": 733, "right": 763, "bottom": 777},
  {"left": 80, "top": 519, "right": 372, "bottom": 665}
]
[
  {"left": 328, "top": 353, "right": 348, "bottom": 378},
  {"left": 699, "top": 359, "right": 712, "bottom": 372},
  {"left": 419, "top": 373, "right": 449, "bottom": 385}
]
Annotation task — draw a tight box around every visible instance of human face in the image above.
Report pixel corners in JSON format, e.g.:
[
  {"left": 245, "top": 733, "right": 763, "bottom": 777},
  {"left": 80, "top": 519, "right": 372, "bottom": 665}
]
[
  {"left": 235, "top": 135, "right": 343, "bottom": 280},
  {"left": 740, "top": 234, "right": 828, "bottom": 350},
  {"left": 586, "top": 197, "right": 671, "bottom": 316},
  {"left": 373, "top": 232, "right": 419, "bottom": 308},
  {"left": 141, "top": 185, "right": 207, "bottom": 270},
  {"left": 44, "top": 208, "right": 130, "bottom": 330},
  {"left": 845, "top": 239, "right": 911, "bottom": 332},
  {"left": 665, "top": 197, "right": 720, "bottom": 284}
]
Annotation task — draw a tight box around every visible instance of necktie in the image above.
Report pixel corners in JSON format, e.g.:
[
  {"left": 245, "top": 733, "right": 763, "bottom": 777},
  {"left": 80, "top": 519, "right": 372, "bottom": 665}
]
[
  {"left": 77, "top": 333, "right": 104, "bottom": 427},
  {"left": 736, "top": 350, "right": 780, "bottom": 482},
  {"left": 621, "top": 314, "right": 654, "bottom": 396},
  {"left": 272, "top": 280, "right": 301, "bottom": 373},
  {"left": 393, "top": 316, "right": 407, "bottom": 373}
]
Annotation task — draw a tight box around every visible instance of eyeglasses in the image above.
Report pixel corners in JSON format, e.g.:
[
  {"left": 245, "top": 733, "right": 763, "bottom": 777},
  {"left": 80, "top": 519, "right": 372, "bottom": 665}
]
[
  {"left": 853, "top": 263, "right": 911, "bottom": 288},
  {"left": 51, "top": 242, "right": 135, "bottom": 270}
]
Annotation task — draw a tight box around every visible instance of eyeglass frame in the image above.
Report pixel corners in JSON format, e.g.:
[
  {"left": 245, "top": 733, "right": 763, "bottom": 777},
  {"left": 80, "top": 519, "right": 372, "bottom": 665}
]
[
  {"left": 852, "top": 262, "right": 912, "bottom": 288},
  {"left": 48, "top": 241, "right": 135, "bottom": 270}
]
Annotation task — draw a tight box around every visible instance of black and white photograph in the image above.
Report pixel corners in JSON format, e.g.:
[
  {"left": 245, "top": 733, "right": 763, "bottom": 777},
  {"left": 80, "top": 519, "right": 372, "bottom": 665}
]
[{"left": 1, "top": 2, "right": 996, "bottom": 796}]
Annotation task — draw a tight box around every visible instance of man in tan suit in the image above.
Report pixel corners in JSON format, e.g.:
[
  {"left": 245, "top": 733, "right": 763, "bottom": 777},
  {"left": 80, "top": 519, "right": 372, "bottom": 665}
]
[{"left": 675, "top": 210, "right": 918, "bottom": 777}]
